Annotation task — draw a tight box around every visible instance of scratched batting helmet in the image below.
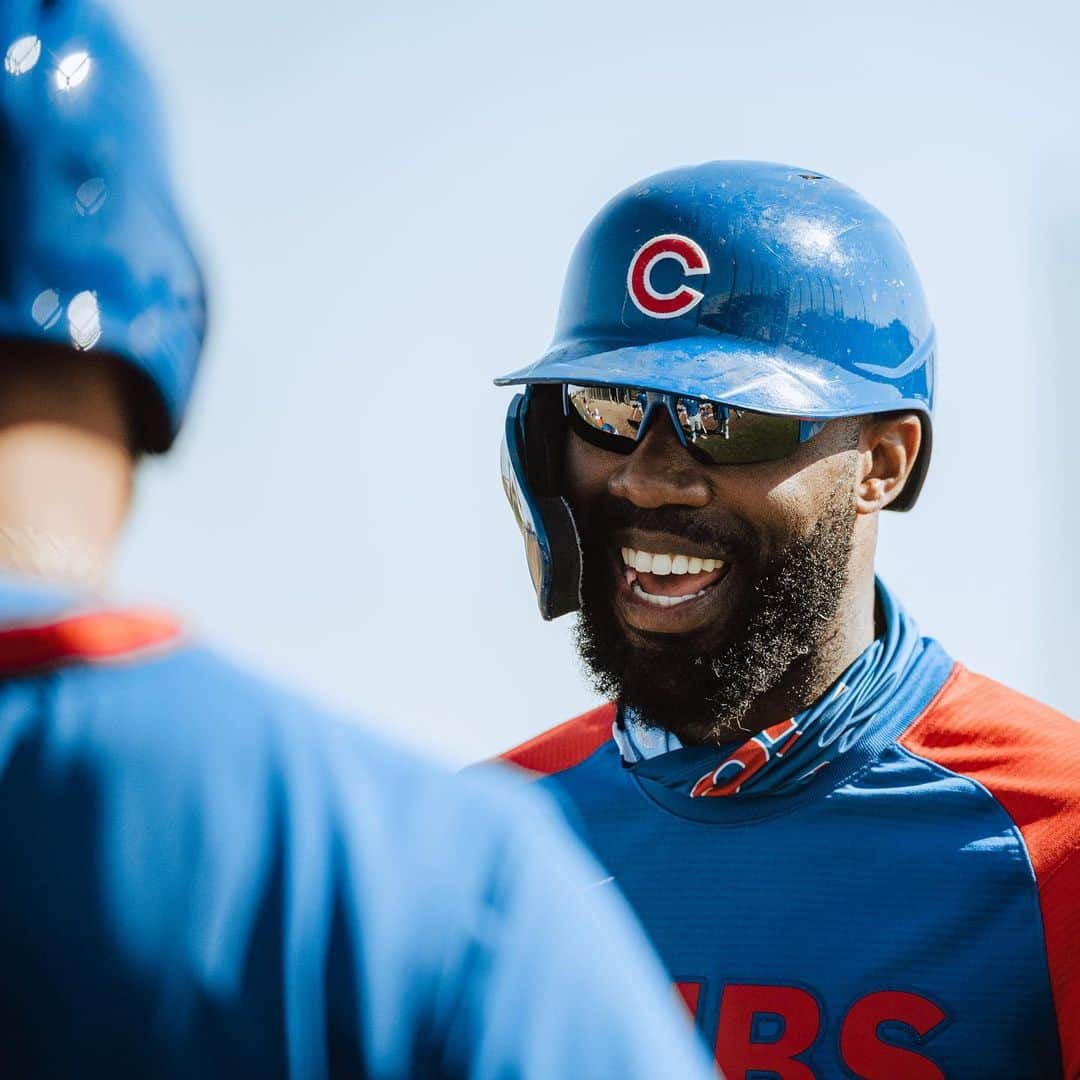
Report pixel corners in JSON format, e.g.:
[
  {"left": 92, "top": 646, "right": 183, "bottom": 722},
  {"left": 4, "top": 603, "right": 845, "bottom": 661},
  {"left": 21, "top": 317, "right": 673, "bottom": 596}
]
[
  {"left": 497, "top": 161, "right": 936, "bottom": 618},
  {"left": 0, "top": 0, "right": 206, "bottom": 452}
]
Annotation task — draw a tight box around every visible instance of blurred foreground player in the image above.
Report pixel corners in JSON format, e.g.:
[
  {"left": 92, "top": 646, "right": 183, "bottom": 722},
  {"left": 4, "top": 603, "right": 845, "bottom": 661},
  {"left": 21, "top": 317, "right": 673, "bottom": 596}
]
[
  {"left": 495, "top": 162, "right": 1080, "bottom": 1077},
  {"left": 0, "top": 6, "right": 716, "bottom": 1077}
]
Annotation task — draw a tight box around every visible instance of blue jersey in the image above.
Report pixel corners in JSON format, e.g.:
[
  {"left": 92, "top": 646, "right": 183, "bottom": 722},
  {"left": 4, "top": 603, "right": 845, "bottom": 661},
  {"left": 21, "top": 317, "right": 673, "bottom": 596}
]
[
  {"left": 0, "top": 576, "right": 713, "bottom": 1079},
  {"left": 498, "top": 583, "right": 1080, "bottom": 1078}
]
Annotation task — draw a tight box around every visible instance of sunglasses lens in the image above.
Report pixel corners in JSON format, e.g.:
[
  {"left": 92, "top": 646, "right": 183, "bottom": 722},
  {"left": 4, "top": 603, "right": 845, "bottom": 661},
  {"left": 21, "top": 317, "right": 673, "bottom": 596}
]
[
  {"left": 565, "top": 384, "right": 642, "bottom": 447},
  {"left": 686, "top": 405, "right": 803, "bottom": 464},
  {"left": 565, "top": 384, "right": 805, "bottom": 464}
]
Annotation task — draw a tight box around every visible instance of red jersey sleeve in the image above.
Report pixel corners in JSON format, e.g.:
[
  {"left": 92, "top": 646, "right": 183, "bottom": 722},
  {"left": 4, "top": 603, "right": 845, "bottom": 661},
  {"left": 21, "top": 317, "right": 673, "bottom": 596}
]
[{"left": 899, "top": 665, "right": 1080, "bottom": 1077}]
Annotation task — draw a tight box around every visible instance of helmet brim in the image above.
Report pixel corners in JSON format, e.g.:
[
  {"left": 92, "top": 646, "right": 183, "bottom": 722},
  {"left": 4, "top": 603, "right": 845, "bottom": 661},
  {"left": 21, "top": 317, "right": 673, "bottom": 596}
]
[{"left": 495, "top": 332, "right": 933, "bottom": 422}]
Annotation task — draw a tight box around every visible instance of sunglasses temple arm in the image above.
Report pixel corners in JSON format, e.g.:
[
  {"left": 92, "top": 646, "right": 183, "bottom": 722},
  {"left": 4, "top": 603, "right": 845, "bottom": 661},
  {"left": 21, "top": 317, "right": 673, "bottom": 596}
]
[{"left": 799, "top": 419, "right": 828, "bottom": 442}]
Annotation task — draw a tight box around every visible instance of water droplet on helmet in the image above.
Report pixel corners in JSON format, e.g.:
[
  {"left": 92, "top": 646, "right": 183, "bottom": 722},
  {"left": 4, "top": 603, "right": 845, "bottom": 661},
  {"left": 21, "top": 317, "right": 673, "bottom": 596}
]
[
  {"left": 55, "top": 50, "right": 92, "bottom": 91},
  {"left": 4, "top": 35, "right": 41, "bottom": 76},
  {"left": 67, "top": 291, "right": 102, "bottom": 350},
  {"left": 75, "top": 177, "right": 107, "bottom": 216},
  {"left": 31, "top": 289, "right": 62, "bottom": 330}
]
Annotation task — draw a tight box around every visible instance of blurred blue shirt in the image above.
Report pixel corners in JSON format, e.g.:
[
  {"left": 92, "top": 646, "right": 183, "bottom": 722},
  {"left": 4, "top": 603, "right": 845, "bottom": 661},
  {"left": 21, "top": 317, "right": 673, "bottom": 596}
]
[{"left": 0, "top": 576, "right": 713, "bottom": 1078}]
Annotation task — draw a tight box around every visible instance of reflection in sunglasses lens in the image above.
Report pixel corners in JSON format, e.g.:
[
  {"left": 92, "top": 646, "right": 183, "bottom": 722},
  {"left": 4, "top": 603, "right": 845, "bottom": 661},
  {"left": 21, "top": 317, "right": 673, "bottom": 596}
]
[
  {"left": 566, "top": 384, "right": 803, "bottom": 464},
  {"left": 569, "top": 386, "right": 642, "bottom": 438}
]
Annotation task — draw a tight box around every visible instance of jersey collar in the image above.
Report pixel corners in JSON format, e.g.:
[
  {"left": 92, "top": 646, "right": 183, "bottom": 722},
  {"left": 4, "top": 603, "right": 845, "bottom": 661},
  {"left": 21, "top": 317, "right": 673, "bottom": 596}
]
[{"left": 0, "top": 572, "right": 182, "bottom": 674}]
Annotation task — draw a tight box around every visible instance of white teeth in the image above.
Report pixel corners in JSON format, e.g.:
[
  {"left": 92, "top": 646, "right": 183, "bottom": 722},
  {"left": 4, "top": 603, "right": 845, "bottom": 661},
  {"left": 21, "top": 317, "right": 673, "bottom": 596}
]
[
  {"left": 632, "top": 582, "right": 707, "bottom": 607},
  {"left": 621, "top": 548, "right": 725, "bottom": 575},
  {"left": 621, "top": 547, "right": 725, "bottom": 608}
]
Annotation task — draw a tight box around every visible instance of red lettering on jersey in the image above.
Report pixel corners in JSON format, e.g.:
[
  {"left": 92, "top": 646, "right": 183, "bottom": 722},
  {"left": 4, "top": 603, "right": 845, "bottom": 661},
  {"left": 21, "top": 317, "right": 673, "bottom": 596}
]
[
  {"left": 675, "top": 980, "right": 703, "bottom": 1019},
  {"left": 715, "top": 983, "right": 819, "bottom": 1079},
  {"left": 840, "top": 991, "right": 946, "bottom": 1079}
]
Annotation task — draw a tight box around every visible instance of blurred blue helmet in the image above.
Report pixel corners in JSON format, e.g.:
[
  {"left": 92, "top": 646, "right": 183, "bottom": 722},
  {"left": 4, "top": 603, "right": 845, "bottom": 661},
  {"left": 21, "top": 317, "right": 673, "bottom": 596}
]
[
  {"left": 0, "top": 0, "right": 206, "bottom": 451},
  {"left": 498, "top": 162, "right": 936, "bottom": 618}
]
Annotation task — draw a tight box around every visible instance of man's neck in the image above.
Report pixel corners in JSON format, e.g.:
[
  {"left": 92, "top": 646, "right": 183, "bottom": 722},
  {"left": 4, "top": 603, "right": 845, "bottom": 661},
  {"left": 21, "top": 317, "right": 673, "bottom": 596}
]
[{"left": 0, "top": 422, "right": 131, "bottom": 588}]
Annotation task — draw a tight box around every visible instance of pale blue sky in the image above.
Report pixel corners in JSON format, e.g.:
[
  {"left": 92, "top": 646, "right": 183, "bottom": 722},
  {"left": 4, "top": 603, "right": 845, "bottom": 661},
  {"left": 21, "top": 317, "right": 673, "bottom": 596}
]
[{"left": 109, "top": 0, "right": 1078, "bottom": 762}]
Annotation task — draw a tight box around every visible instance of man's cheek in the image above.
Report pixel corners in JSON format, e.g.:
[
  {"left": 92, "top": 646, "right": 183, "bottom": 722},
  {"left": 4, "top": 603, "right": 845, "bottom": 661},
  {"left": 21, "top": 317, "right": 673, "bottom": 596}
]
[
  {"left": 767, "top": 453, "right": 856, "bottom": 529},
  {"left": 563, "top": 437, "right": 610, "bottom": 507}
]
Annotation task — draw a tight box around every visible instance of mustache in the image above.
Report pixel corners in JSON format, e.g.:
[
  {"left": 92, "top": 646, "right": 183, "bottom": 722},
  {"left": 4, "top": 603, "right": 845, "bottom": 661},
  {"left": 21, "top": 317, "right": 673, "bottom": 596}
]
[{"left": 575, "top": 495, "right": 755, "bottom": 560}]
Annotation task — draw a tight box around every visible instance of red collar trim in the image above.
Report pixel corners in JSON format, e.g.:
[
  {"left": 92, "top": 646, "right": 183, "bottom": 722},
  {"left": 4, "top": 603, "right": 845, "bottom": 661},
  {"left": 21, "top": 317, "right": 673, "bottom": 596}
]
[
  {"left": 499, "top": 702, "right": 616, "bottom": 776},
  {"left": 0, "top": 609, "right": 183, "bottom": 676}
]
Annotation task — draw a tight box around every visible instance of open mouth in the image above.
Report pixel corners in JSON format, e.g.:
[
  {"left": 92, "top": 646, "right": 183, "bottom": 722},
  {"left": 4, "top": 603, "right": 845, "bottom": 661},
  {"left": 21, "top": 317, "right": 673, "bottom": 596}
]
[{"left": 619, "top": 546, "right": 729, "bottom": 608}]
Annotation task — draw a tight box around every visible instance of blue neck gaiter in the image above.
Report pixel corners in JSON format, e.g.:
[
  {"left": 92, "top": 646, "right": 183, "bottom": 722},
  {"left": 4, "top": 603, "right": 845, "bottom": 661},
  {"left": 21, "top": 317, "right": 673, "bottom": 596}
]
[{"left": 614, "top": 579, "right": 925, "bottom": 799}]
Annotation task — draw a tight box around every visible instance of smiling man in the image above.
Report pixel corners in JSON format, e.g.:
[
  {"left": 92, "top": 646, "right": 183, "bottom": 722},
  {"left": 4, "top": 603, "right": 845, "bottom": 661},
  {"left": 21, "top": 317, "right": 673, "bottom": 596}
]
[{"left": 494, "top": 162, "right": 1080, "bottom": 1078}]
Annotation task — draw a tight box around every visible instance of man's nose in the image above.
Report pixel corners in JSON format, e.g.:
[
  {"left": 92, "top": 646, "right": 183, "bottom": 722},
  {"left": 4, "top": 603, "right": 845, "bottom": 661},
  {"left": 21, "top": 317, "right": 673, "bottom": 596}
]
[{"left": 607, "top": 410, "right": 710, "bottom": 509}]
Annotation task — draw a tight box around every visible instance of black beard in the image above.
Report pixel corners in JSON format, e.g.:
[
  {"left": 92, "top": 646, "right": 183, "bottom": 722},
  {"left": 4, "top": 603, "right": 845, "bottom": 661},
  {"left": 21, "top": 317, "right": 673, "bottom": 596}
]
[{"left": 573, "top": 485, "right": 857, "bottom": 745}]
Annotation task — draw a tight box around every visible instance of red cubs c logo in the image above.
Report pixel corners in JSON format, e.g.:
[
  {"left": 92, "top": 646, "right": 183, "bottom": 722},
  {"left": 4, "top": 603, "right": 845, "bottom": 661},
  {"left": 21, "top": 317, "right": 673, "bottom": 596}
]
[{"left": 627, "top": 233, "right": 711, "bottom": 319}]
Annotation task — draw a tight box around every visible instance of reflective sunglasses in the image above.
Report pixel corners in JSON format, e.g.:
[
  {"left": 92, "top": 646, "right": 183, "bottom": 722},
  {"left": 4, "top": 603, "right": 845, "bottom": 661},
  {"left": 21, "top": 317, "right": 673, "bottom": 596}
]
[{"left": 563, "top": 384, "right": 827, "bottom": 466}]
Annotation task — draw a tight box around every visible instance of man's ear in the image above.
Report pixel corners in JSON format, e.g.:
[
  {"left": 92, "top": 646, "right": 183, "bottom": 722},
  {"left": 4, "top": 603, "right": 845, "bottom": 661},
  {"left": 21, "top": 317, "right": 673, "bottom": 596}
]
[{"left": 855, "top": 413, "right": 922, "bottom": 514}]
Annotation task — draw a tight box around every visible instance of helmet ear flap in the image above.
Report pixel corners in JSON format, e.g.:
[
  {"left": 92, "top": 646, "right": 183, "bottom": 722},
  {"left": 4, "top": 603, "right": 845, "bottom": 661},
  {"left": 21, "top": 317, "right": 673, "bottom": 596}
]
[
  {"left": 501, "top": 386, "right": 582, "bottom": 620},
  {"left": 521, "top": 384, "right": 566, "bottom": 496}
]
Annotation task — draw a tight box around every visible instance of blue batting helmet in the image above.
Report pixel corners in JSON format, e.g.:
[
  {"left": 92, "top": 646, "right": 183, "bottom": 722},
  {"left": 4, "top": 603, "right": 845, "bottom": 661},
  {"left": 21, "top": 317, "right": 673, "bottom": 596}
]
[
  {"left": 0, "top": 0, "right": 206, "bottom": 451},
  {"left": 497, "top": 161, "right": 936, "bottom": 618}
]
